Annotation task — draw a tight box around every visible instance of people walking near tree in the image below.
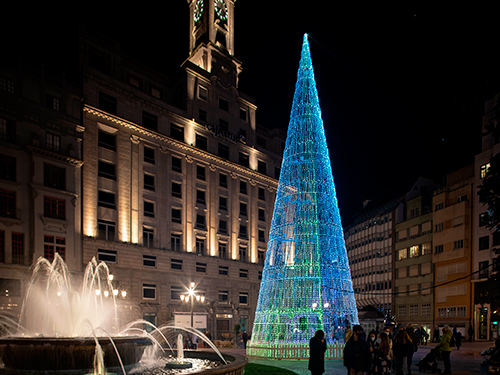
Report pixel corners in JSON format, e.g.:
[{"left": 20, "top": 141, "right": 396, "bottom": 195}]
[
  {"left": 372, "top": 332, "right": 393, "bottom": 375},
  {"left": 309, "top": 329, "right": 327, "bottom": 375},
  {"left": 344, "top": 324, "right": 371, "bottom": 375},
  {"left": 438, "top": 325, "right": 453, "bottom": 374},
  {"left": 393, "top": 324, "right": 413, "bottom": 375},
  {"left": 368, "top": 331, "right": 379, "bottom": 374}
]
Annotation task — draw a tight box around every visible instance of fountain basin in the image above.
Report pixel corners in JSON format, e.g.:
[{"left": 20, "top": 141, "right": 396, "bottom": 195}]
[
  {"left": 0, "top": 336, "right": 151, "bottom": 373},
  {"left": 160, "top": 350, "right": 247, "bottom": 375}
]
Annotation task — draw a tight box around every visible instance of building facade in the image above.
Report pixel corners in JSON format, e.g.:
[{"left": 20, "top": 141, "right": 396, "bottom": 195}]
[{"left": 432, "top": 166, "right": 474, "bottom": 338}]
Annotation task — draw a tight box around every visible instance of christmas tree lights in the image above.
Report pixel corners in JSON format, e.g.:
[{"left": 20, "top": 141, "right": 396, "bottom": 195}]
[{"left": 247, "top": 34, "right": 358, "bottom": 359}]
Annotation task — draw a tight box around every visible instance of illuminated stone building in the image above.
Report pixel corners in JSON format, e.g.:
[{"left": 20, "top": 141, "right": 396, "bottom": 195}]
[
  {"left": 0, "top": 0, "right": 284, "bottom": 339},
  {"left": 432, "top": 165, "right": 474, "bottom": 338},
  {"left": 394, "top": 178, "right": 436, "bottom": 335}
]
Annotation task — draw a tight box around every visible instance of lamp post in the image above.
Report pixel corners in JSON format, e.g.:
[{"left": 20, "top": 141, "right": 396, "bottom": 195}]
[{"left": 180, "top": 282, "right": 205, "bottom": 327}]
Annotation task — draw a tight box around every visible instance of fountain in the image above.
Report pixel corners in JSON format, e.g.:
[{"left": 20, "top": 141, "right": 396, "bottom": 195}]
[{"left": 0, "top": 254, "right": 247, "bottom": 374}]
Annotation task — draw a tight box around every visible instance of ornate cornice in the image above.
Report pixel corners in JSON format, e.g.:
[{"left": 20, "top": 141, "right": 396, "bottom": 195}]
[{"left": 26, "top": 145, "right": 84, "bottom": 167}]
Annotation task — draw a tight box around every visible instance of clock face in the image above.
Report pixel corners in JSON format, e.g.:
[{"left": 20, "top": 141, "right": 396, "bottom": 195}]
[
  {"left": 214, "top": 0, "right": 228, "bottom": 21},
  {"left": 194, "top": 0, "right": 204, "bottom": 23}
]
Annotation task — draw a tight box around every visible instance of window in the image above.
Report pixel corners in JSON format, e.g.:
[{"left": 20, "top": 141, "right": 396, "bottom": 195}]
[
  {"left": 481, "top": 163, "right": 490, "bottom": 178},
  {"left": 171, "top": 285, "right": 183, "bottom": 300},
  {"left": 410, "top": 245, "right": 419, "bottom": 258},
  {"left": 142, "top": 111, "right": 158, "bottom": 131},
  {"left": 239, "top": 268, "right": 248, "bottom": 278},
  {"left": 239, "top": 152, "right": 249, "bottom": 168},
  {"left": 172, "top": 208, "right": 181, "bottom": 223},
  {"left": 240, "top": 202, "right": 247, "bottom": 217},
  {"left": 275, "top": 167, "right": 281, "bottom": 179},
  {"left": 219, "top": 290, "right": 229, "bottom": 302},
  {"left": 398, "top": 248, "right": 407, "bottom": 260},
  {"left": 219, "top": 119, "right": 228, "bottom": 132},
  {"left": 258, "top": 208, "right": 266, "bottom": 222},
  {"left": 219, "top": 265, "right": 229, "bottom": 276},
  {"left": 435, "top": 244, "right": 444, "bottom": 254},
  {"left": 196, "top": 262, "right": 207, "bottom": 273},
  {"left": 479, "top": 261, "right": 489, "bottom": 279},
  {"left": 239, "top": 292, "right": 248, "bottom": 305},
  {"left": 44, "top": 196, "right": 66, "bottom": 220},
  {"left": 196, "top": 165, "right": 206, "bottom": 180},
  {"left": 196, "top": 238, "right": 205, "bottom": 255},
  {"left": 12, "top": 233, "right": 24, "bottom": 265},
  {"left": 219, "top": 219, "right": 228, "bottom": 235},
  {"left": 219, "top": 173, "right": 228, "bottom": 188},
  {"left": 494, "top": 232, "right": 500, "bottom": 246},
  {"left": 258, "top": 271, "right": 262, "bottom": 280},
  {"left": 258, "top": 229, "right": 265, "bottom": 242},
  {"left": 398, "top": 305, "right": 407, "bottom": 318},
  {"left": 196, "top": 134, "right": 207, "bottom": 150},
  {"left": 239, "top": 225, "right": 248, "bottom": 239},
  {"left": 46, "top": 95, "right": 60, "bottom": 111},
  {"left": 143, "top": 227, "right": 154, "bottom": 247},
  {"left": 0, "top": 77, "right": 15, "bottom": 94},
  {"left": 170, "top": 123, "right": 184, "bottom": 142},
  {"left": 258, "top": 160, "right": 267, "bottom": 175},
  {"left": 218, "top": 143, "right": 229, "bottom": 159},
  {"left": 98, "top": 92, "right": 117, "bottom": 115},
  {"left": 97, "top": 249, "right": 117, "bottom": 263},
  {"left": 0, "top": 190, "right": 15, "bottom": 218},
  {"left": 171, "top": 258, "right": 183, "bottom": 270},
  {"left": 171, "top": 233, "right": 181, "bottom": 252},
  {"left": 421, "top": 242, "right": 432, "bottom": 255},
  {"left": 258, "top": 250, "right": 265, "bottom": 265},
  {"left": 219, "top": 97, "right": 229, "bottom": 111},
  {"left": 410, "top": 207, "right": 420, "bottom": 218},
  {"left": 98, "top": 190, "right": 116, "bottom": 209},
  {"left": 198, "top": 85, "right": 207, "bottom": 100},
  {"left": 0, "top": 117, "right": 16, "bottom": 143},
  {"left": 0, "top": 154, "right": 16, "bottom": 182},
  {"left": 195, "top": 214, "right": 206, "bottom": 230},
  {"left": 172, "top": 182, "right": 182, "bottom": 198},
  {"left": 144, "top": 201, "right": 155, "bottom": 218},
  {"left": 144, "top": 145, "right": 155, "bottom": 164},
  {"left": 143, "top": 283, "right": 156, "bottom": 299},
  {"left": 480, "top": 213, "right": 489, "bottom": 227},
  {"left": 143, "top": 255, "right": 156, "bottom": 267},
  {"left": 196, "top": 189, "right": 206, "bottom": 205},
  {"left": 479, "top": 236, "right": 490, "bottom": 250},
  {"left": 219, "top": 196, "right": 227, "bottom": 211},
  {"left": 98, "top": 130, "right": 116, "bottom": 151},
  {"left": 409, "top": 304, "right": 419, "bottom": 317},
  {"left": 453, "top": 239, "right": 464, "bottom": 249},
  {"left": 421, "top": 303, "right": 431, "bottom": 317},
  {"left": 434, "top": 202, "right": 444, "bottom": 211},
  {"left": 199, "top": 109, "right": 207, "bottom": 122},
  {"left": 98, "top": 160, "right": 116, "bottom": 180},
  {"left": 144, "top": 173, "right": 155, "bottom": 191},
  {"left": 44, "top": 164, "right": 66, "bottom": 190},
  {"left": 46, "top": 133, "right": 60, "bottom": 152},
  {"left": 98, "top": 220, "right": 115, "bottom": 241},
  {"left": 172, "top": 156, "right": 182, "bottom": 173},
  {"left": 258, "top": 187, "right": 266, "bottom": 201},
  {"left": 219, "top": 242, "right": 228, "bottom": 259},
  {"left": 239, "top": 246, "right": 247, "bottom": 262},
  {"left": 44, "top": 235, "right": 65, "bottom": 261},
  {"left": 435, "top": 223, "right": 444, "bottom": 232},
  {"left": 240, "top": 181, "right": 247, "bottom": 194},
  {"left": 457, "top": 194, "right": 467, "bottom": 203}
]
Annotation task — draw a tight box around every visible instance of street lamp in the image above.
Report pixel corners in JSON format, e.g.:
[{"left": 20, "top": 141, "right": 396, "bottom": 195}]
[{"left": 180, "top": 282, "right": 205, "bottom": 327}]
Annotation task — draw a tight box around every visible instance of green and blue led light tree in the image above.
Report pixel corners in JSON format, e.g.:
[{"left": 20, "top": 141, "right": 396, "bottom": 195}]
[{"left": 247, "top": 34, "right": 358, "bottom": 358}]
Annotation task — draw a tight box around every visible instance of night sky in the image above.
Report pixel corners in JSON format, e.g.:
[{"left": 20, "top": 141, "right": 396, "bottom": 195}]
[{"left": 5, "top": 2, "right": 500, "bottom": 223}]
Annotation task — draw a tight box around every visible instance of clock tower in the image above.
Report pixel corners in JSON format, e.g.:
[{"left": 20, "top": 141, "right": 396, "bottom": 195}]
[{"left": 186, "top": 0, "right": 241, "bottom": 85}]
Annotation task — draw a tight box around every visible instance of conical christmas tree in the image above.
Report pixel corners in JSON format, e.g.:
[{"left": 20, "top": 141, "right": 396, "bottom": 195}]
[{"left": 247, "top": 34, "right": 358, "bottom": 359}]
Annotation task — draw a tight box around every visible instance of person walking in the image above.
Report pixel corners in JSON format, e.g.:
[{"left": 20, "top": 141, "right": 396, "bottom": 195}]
[
  {"left": 405, "top": 324, "right": 418, "bottom": 374},
  {"left": 433, "top": 327, "right": 440, "bottom": 343},
  {"left": 368, "top": 331, "right": 379, "bottom": 374},
  {"left": 344, "top": 324, "right": 371, "bottom": 375},
  {"left": 309, "top": 329, "right": 327, "bottom": 375},
  {"left": 242, "top": 330, "right": 248, "bottom": 349},
  {"left": 373, "top": 332, "right": 393, "bottom": 375},
  {"left": 452, "top": 327, "right": 461, "bottom": 350},
  {"left": 393, "top": 324, "right": 413, "bottom": 375},
  {"left": 438, "top": 325, "right": 453, "bottom": 374}
]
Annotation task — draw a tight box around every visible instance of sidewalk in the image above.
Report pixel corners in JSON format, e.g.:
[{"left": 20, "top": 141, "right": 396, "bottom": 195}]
[{"left": 217, "top": 340, "right": 495, "bottom": 375}]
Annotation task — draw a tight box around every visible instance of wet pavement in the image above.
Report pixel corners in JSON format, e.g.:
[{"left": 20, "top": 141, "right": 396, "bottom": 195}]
[{"left": 217, "top": 341, "right": 494, "bottom": 374}]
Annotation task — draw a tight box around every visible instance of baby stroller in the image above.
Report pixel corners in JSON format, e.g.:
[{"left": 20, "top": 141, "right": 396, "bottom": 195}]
[{"left": 417, "top": 346, "right": 442, "bottom": 373}]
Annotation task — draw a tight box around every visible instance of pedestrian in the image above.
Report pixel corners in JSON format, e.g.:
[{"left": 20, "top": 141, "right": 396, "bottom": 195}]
[
  {"left": 205, "top": 331, "right": 212, "bottom": 341},
  {"left": 309, "top": 329, "right": 327, "bottom": 375},
  {"left": 452, "top": 327, "right": 462, "bottom": 350},
  {"left": 405, "top": 324, "right": 418, "bottom": 374},
  {"left": 242, "top": 330, "right": 248, "bottom": 349},
  {"left": 344, "top": 324, "right": 371, "bottom": 375},
  {"left": 433, "top": 327, "right": 440, "bottom": 343},
  {"left": 421, "top": 327, "right": 428, "bottom": 345},
  {"left": 393, "top": 324, "right": 413, "bottom": 375},
  {"left": 373, "top": 332, "right": 393, "bottom": 375},
  {"left": 368, "top": 331, "right": 379, "bottom": 374},
  {"left": 467, "top": 325, "right": 473, "bottom": 342},
  {"left": 438, "top": 325, "right": 452, "bottom": 374}
]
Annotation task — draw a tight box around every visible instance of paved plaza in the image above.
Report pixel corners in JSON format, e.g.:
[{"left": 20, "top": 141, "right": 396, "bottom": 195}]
[{"left": 219, "top": 341, "right": 493, "bottom": 374}]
